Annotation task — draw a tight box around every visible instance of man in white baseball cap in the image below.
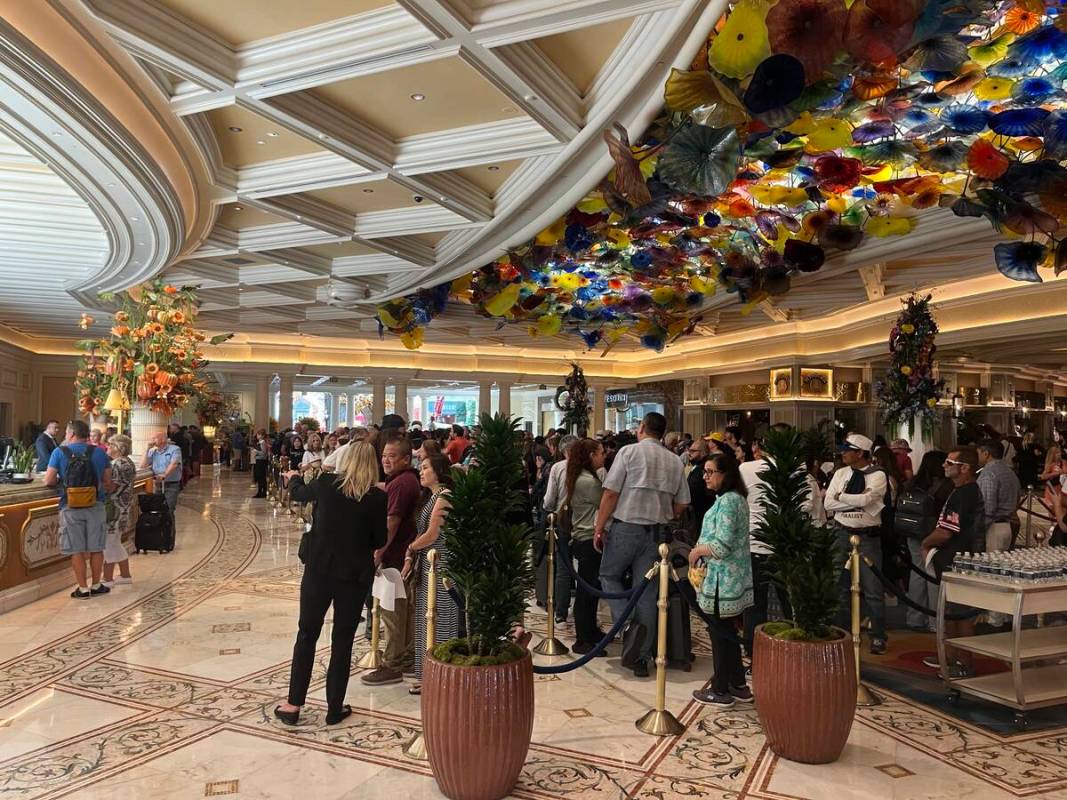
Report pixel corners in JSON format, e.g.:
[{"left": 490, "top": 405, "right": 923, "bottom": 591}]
[{"left": 824, "top": 432, "right": 891, "bottom": 655}]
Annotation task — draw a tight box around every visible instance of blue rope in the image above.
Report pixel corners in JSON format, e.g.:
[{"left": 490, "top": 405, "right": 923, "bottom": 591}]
[
  {"left": 555, "top": 534, "right": 649, "bottom": 600},
  {"left": 532, "top": 575, "right": 653, "bottom": 674}
]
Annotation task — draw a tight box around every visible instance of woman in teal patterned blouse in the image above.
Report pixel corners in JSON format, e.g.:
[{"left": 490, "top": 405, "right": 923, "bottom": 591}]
[{"left": 689, "top": 453, "right": 754, "bottom": 709}]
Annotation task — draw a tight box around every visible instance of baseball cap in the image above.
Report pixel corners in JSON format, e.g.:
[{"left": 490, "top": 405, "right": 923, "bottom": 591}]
[
  {"left": 703, "top": 430, "right": 725, "bottom": 442},
  {"left": 841, "top": 433, "right": 873, "bottom": 453},
  {"left": 889, "top": 438, "right": 911, "bottom": 452}
]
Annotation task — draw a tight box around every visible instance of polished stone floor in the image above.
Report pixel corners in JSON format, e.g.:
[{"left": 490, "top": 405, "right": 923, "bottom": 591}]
[{"left": 1, "top": 471, "right": 1066, "bottom": 799}]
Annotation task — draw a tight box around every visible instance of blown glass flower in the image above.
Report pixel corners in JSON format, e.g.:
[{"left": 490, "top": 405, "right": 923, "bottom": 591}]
[
  {"left": 708, "top": 0, "right": 771, "bottom": 79},
  {"left": 765, "top": 0, "right": 846, "bottom": 80}
]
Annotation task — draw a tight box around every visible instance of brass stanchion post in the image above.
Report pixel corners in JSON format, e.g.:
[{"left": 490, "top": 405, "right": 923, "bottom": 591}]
[
  {"left": 851, "top": 535, "right": 881, "bottom": 707},
  {"left": 636, "top": 543, "right": 685, "bottom": 736},
  {"left": 357, "top": 597, "right": 384, "bottom": 669},
  {"left": 405, "top": 549, "right": 437, "bottom": 760},
  {"left": 533, "top": 513, "right": 569, "bottom": 656}
]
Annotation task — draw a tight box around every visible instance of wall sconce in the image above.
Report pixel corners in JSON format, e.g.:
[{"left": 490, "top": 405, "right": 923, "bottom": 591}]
[{"left": 951, "top": 392, "right": 964, "bottom": 420}]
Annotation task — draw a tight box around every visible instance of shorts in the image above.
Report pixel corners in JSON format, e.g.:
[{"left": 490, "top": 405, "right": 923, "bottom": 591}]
[{"left": 59, "top": 505, "right": 107, "bottom": 555}]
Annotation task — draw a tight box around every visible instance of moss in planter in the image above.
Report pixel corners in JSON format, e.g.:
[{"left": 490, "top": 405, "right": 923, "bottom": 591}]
[
  {"left": 433, "top": 638, "right": 526, "bottom": 666},
  {"left": 766, "top": 625, "right": 846, "bottom": 642},
  {"left": 762, "top": 621, "right": 794, "bottom": 637}
]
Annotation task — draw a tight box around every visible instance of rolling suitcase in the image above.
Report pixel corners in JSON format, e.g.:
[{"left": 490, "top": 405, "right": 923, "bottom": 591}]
[{"left": 135, "top": 488, "right": 174, "bottom": 553}]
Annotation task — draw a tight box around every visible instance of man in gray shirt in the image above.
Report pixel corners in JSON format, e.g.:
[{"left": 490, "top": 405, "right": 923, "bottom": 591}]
[
  {"left": 594, "top": 412, "right": 690, "bottom": 677},
  {"left": 977, "top": 439, "right": 1020, "bottom": 627}
]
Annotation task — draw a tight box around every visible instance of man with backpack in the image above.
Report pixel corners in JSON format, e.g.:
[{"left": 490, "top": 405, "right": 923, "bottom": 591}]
[{"left": 43, "top": 420, "right": 114, "bottom": 599}]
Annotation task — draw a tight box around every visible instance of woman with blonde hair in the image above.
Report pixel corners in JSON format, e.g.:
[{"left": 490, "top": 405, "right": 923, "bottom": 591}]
[
  {"left": 103, "top": 435, "right": 136, "bottom": 586},
  {"left": 275, "top": 441, "right": 387, "bottom": 726}
]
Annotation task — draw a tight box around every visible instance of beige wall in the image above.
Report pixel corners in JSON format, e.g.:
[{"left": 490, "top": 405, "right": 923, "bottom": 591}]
[{"left": 0, "top": 342, "right": 78, "bottom": 441}]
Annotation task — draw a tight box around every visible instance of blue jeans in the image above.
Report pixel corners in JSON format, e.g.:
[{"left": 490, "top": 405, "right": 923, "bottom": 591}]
[
  {"left": 598, "top": 520, "right": 659, "bottom": 661},
  {"left": 161, "top": 481, "right": 181, "bottom": 520},
  {"left": 834, "top": 526, "right": 886, "bottom": 641}
]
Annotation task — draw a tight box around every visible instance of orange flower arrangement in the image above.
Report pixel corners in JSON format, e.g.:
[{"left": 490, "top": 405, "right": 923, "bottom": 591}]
[{"left": 74, "top": 279, "right": 232, "bottom": 417}]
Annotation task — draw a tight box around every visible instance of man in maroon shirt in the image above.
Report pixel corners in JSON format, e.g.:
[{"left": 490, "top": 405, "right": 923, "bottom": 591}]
[{"left": 362, "top": 437, "right": 421, "bottom": 686}]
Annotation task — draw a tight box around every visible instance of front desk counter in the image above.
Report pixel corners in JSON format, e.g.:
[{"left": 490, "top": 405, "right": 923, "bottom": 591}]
[{"left": 0, "top": 472, "right": 150, "bottom": 613}]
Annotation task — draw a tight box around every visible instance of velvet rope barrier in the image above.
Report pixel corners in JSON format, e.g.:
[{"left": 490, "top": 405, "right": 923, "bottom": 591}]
[
  {"left": 860, "top": 556, "right": 979, "bottom": 621},
  {"left": 555, "top": 534, "right": 651, "bottom": 600},
  {"left": 532, "top": 575, "right": 654, "bottom": 674},
  {"left": 897, "top": 546, "right": 941, "bottom": 585}
]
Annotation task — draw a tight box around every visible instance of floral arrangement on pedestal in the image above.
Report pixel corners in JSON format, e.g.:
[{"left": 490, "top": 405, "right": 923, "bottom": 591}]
[
  {"left": 195, "top": 390, "right": 242, "bottom": 427},
  {"left": 75, "top": 279, "right": 231, "bottom": 417},
  {"left": 876, "top": 293, "right": 945, "bottom": 431},
  {"left": 555, "top": 362, "right": 590, "bottom": 435}
]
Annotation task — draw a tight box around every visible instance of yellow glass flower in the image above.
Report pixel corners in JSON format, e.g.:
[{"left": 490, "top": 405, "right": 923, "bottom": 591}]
[
  {"left": 900, "top": 365, "right": 912, "bottom": 376},
  {"left": 973, "top": 77, "right": 1015, "bottom": 101},
  {"left": 534, "top": 218, "right": 566, "bottom": 246},
  {"left": 968, "top": 34, "right": 1013, "bottom": 66},
  {"left": 604, "top": 228, "right": 631, "bottom": 249},
  {"left": 651, "top": 286, "right": 678, "bottom": 306},
  {"left": 536, "top": 314, "right": 562, "bottom": 336},
  {"left": 552, "top": 273, "right": 582, "bottom": 292},
  {"left": 805, "top": 118, "right": 854, "bottom": 152},
  {"left": 867, "top": 216, "right": 917, "bottom": 237},
  {"left": 400, "top": 328, "right": 424, "bottom": 350},
  {"left": 485, "top": 283, "right": 521, "bottom": 316},
  {"left": 708, "top": 0, "right": 771, "bottom": 79},
  {"left": 901, "top": 323, "right": 915, "bottom": 334}
]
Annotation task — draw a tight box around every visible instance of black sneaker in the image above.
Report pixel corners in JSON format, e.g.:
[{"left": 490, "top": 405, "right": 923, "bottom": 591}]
[
  {"left": 620, "top": 623, "right": 647, "bottom": 668},
  {"left": 729, "top": 685, "right": 754, "bottom": 703},
  {"left": 90, "top": 584, "right": 111, "bottom": 596},
  {"left": 632, "top": 658, "right": 650, "bottom": 678},
  {"left": 869, "top": 637, "right": 887, "bottom": 655},
  {"left": 70, "top": 587, "right": 92, "bottom": 599},
  {"left": 693, "top": 688, "right": 735, "bottom": 709}
]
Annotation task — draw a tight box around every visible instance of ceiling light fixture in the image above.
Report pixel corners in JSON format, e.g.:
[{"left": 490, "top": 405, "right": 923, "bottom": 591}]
[
  {"left": 362, "top": 188, "right": 374, "bottom": 193},
  {"left": 234, "top": 205, "right": 242, "bottom": 211},
  {"left": 410, "top": 93, "right": 426, "bottom": 101},
  {"left": 267, "top": 131, "right": 280, "bottom": 137},
  {"left": 256, "top": 140, "right": 266, "bottom": 145},
  {"left": 502, "top": 106, "right": 515, "bottom": 113},
  {"left": 487, "top": 165, "right": 500, "bottom": 171},
  {"left": 228, "top": 126, "right": 243, "bottom": 133}
]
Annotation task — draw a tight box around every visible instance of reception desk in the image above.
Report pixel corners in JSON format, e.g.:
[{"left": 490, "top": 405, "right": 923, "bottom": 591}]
[{"left": 0, "top": 473, "right": 149, "bottom": 613}]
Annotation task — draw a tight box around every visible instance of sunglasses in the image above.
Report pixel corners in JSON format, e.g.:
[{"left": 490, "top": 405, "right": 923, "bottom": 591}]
[{"left": 944, "top": 458, "right": 966, "bottom": 466}]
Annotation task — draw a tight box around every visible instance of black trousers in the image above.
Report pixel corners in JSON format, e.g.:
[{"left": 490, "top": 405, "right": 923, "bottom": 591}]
[
  {"left": 253, "top": 460, "right": 267, "bottom": 496},
  {"left": 571, "top": 538, "right": 603, "bottom": 644},
  {"left": 708, "top": 613, "right": 745, "bottom": 695},
  {"left": 743, "top": 552, "right": 792, "bottom": 657},
  {"left": 287, "top": 569, "right": 369, "bottom": 712}
]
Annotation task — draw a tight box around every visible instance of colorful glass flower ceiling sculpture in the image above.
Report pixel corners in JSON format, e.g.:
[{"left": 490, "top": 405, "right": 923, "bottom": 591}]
[{"left": 378, "top": 0, "right": 1067, "bottom": 352}]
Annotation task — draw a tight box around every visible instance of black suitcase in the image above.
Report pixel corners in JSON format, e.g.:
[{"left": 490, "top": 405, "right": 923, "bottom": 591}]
[
  {"left": 666, "top": 589, "right": 695, "bottom": 671},
  {"left": 135, "top": 509, "right": 174, "bottom": 553},
  {"left": 138, "top": 491, "right": 168, "bottom": 513}
]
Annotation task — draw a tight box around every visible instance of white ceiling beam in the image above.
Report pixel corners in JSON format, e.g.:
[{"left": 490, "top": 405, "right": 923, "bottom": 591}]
[
  {"left": 235, "top": 153, "right": 381, "bottom": 199},
  {"left": 468, "top": 0, "right": 683, "bottom": 47},
  {"left": 397, "top": 1, "right": 581, "bottom": 142},
  {"left": 354, "top": 205, "right": 479, "bottom": 239},
  {"left": 360, "top": 236, "right": 436, "bottom": 268},
  {"left": 859, "top": 262, "right": 887, "bottom": 301},
  {"left": 241, "top": 193, "right": 356, "bottom": 238},
  {"left": 256, "top": 247, "right": 333, "bottom": 278},
  {"left": 333, "top": 254, "right": 428, "bottom": 277},
  {"left": 84, "top": 0, "right": 235, "bottom": 90},
  {"left": 395, "top": 117, "right": 561, "bottom": 174}
]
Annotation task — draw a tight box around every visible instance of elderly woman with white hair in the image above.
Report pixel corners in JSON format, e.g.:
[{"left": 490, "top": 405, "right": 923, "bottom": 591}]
[{"left": 103, "top": 434, "right": 136, "bottom": 586}]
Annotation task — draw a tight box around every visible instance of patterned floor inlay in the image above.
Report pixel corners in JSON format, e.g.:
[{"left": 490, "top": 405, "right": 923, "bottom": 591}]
[{"left": 2, "top": 471, "right": 1066, "bottom": 800}]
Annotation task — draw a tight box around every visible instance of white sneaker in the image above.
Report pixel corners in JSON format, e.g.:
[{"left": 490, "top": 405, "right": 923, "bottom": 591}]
[{"left": 113, "top": 576, "right": 133, "bottom": 585}]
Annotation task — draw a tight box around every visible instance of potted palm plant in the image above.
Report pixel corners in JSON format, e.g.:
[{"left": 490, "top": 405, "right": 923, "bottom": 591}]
[
  {"left": 422, "top": 412, "right": 535, "bottom": 800},
  {"left": 751, "top": 427, "right": 855, "bottom": 764}
]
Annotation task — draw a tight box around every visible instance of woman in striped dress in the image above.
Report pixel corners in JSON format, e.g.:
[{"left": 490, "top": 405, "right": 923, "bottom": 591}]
[{"left": 402, "top": 454, "right": 457, "bottom": 694}]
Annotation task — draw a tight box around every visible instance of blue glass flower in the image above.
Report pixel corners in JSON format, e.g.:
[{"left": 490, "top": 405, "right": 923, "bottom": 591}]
[
  {"left": 580, "top": 329, "right": 602, "bottom": 349},
  {"left": 1010, "top": 25, "right": 1067, "bottom": 63},
  {"left": 575, "top": 287, "right": 597, "bottom": 302},
  {"left": 1046, "top": 110, "right": 1067, "bottom": 160},
  {"left": 895, "top": 107, "right": 937, "bottom": 129},
  {"left": 988, "top": 55, "right": 1033, "bottom": 77},
  {"left": 989, "top": 108, "right": 1050, "bottom": 137},
  {"left": 631, "top": 251, "right": 653, "bottom": 269},
  {"left": 564, "top": 223, "right": 593, "bottom": 252},
  {"left": 685, "top": 291, "right": 703, "bottom": 307},
  {"left": 703, "top": 212, "right": 721, "bottom": 227},
  {"left": 640, "top": 333, "right": 666, "bottom": 352},
  {"left": 852, "top": 119, "right": 896, "bottom": 143},
  {"left": 569, "top": 305, "right": 589, "bottom": 320},
  {"left": 941, "top": 105, "right": 987, "bottom": 134},
  {"left": 994, "top": 241, "right": 1045, "bottom": 283},
  {"left": 1012, "top": 77, "right": 1057, "bottom": 105}
]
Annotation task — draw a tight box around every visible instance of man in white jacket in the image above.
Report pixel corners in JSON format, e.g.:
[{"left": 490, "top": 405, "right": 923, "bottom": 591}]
[{"left": 824, "top": 433, "right": 889, "bottom": 655}]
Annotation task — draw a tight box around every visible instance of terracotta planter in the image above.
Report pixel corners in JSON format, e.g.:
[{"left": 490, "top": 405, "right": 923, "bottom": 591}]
[
  {"left": 752, "top": 625, "right": 856, "bottom": 764},
  {"left": 422, "top": 649, "right": 534, "bottom": 800}
]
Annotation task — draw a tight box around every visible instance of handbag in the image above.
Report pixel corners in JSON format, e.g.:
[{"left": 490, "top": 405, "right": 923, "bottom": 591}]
[{"left": 688, "top": 558, "right": 707, "bottom": 592}]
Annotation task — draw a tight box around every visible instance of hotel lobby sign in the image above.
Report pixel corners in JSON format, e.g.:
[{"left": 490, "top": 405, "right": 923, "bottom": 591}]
[{"left": 20, "top": 505, "right": 63, "bottom": 569}]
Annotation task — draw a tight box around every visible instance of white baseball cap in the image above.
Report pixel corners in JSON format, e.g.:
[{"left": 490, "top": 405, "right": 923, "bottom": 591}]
[{"left": 841, "top": 433, "right": 873, "bottom": 453}]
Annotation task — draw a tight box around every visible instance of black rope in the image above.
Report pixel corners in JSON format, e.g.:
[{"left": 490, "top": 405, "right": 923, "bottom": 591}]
[
  {"left": 555, "top": 534, "right": 648, "bottom": 600},
  {"left": 532, "top": 576, "right": 654, "bottom": 674},
  {"left": 898, "top": 546, "right": 941, "bottom": 585},
  {"left": 860, "top": 557, "right": 979, "bottom": 620},
  {"left": 671, "top": 572, "right": 747, "bottom": 646}
]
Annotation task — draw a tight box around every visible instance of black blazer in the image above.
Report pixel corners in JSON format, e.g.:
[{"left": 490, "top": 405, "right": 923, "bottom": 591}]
[{"left": 290, "top": 474, "right": 388, "bottom": 581}]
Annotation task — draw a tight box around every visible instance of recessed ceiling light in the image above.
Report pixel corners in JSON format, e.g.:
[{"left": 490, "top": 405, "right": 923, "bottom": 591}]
[
  {"left": 267, "top": 131, "right": 280, "bottom": 137},
  {"left": 524, "top": 95, "right": 538, "bottom": 102},
  {"left": 487, "top": 165, "right": 500, "bottom": 171},
  {"left": 234, "top": 205, "right": 242, "bottom": 211},
  {"left": 51, "top": 131, "right": 62, "bottom": 137},
  {"left": 362, "top": 188, "right": 374, "bottom": 193},
  {"left": 410, "top": 93, "right": 426, "bottom": 101},
  {"left": 318, "top": 133, "right": 328, "bottom": 140},
  {"left": 256, "top": 140, "right": 266, "bottom": 145},
  {"left": 502, "top": 106, "right": 516, "bottom": 113},
  {"left": 137, "top": 241, "right": 144, "bottom": 246},
  {"left": 130, "top": 216, "right": 139, "bottom": 222},
  {"left": 228, "top": 126, "right": 243, "bottom": 133}
]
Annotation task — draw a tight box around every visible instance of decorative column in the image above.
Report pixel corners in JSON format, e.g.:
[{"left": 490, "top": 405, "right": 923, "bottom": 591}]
[
  {"left": 394, "top": 381, "right": 408, "bottom": 424},
  {"left": 372, "top": 380, "right": 386, "bottom": 426},
  {"left": 348, "top": 392, "right": 359, "bottom": 425},
  {"left": 330, "top": 393, "right": 341, "bottom": 430},
  {"left": 498, "top": 381, "right": 512, "bottom": 419},
  {"left": 592, "top": 384, "right": 606, "bottom": 435},
  {"left": 479, "top": 380, "right": 492, "bottom": 420},
  {"left": 279, "top": 374, "right": 293, "bottom": 430},
  {"left": 254, "top": 375, "right": 270, "bottom": 434}
]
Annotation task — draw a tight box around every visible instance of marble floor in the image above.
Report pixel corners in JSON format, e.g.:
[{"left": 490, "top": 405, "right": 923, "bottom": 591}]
[{"left": 1, "top": 472, "right": 1066, "bottom": 800}]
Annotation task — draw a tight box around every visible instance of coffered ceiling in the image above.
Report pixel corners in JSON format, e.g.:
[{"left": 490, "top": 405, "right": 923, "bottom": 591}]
[{"left": 77, "top": 0, "right": 724, "bottom": 345}]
